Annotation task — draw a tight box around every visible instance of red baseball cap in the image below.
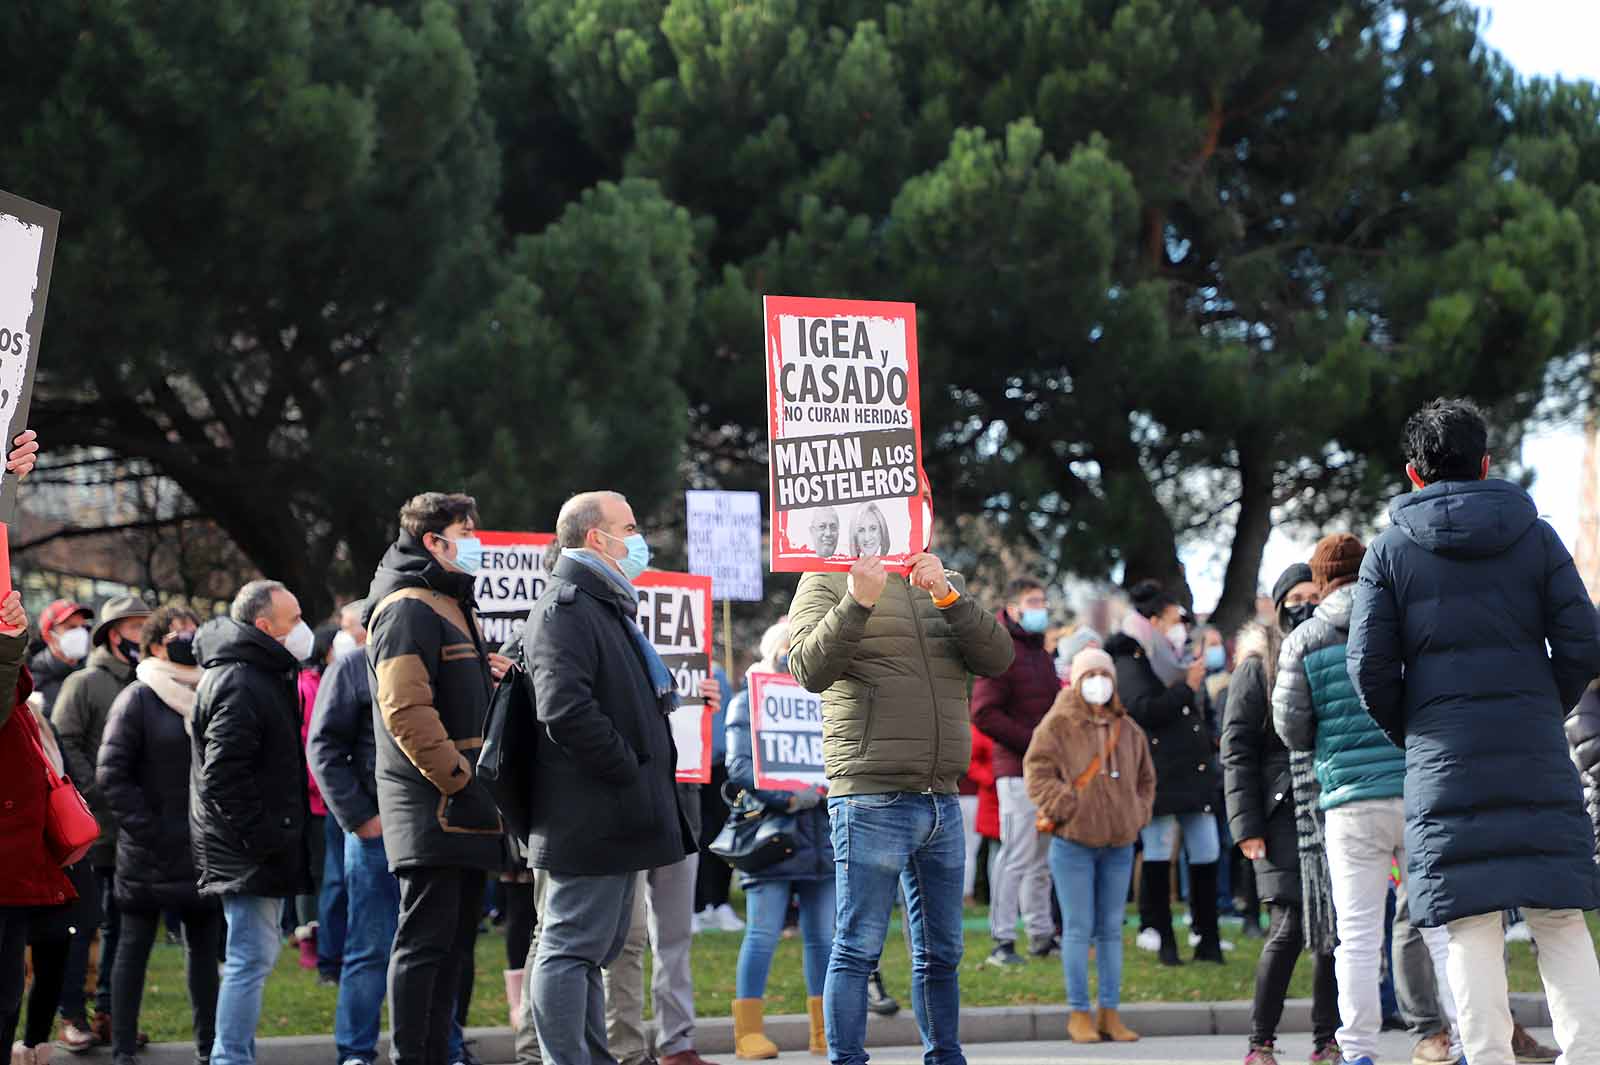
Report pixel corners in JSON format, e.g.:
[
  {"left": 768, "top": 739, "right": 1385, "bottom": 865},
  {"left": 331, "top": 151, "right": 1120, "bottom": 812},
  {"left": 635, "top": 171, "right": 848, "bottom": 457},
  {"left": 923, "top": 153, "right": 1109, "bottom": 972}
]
[{"left": 39, "top": 599, "right": 94, "bottom": 638}]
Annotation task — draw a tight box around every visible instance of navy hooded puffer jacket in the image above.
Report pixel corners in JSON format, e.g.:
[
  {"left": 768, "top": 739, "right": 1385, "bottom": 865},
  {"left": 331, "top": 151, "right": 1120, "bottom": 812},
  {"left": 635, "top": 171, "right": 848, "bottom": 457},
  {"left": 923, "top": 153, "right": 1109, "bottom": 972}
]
[{"left": 1348, "top": 478, "right": 1600, "bottom": 927}]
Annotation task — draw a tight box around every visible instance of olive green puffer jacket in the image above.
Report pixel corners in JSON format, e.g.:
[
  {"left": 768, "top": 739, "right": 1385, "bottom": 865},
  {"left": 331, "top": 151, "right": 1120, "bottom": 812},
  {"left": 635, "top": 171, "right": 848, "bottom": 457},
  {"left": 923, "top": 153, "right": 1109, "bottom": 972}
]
[{"left": 789, "top": 572, "right": 1014, "bottom": 796}]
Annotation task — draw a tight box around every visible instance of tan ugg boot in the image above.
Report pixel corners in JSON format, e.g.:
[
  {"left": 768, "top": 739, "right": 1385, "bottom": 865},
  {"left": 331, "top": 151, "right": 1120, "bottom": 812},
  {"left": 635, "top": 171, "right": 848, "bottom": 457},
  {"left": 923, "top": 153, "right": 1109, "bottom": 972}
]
[
  {"left": 808, "top": 996, "right": 826, "bottom": 1055},
  {"left": 1068, "top": 1011, "right": 1103, "bottom": 1043},
  {"left": 732, "top": 998, "right": 779, "bottom": 1060},
  {"left": 1098, "top": 1007, "right": 1139, "bottom": 1042}
]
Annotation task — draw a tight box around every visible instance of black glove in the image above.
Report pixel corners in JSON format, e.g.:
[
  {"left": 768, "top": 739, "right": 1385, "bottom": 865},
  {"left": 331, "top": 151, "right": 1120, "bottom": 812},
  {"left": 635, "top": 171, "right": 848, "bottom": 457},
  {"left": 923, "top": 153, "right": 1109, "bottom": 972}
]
[{"left": 442, "top": 779, "right": 503, "bottom": 833}]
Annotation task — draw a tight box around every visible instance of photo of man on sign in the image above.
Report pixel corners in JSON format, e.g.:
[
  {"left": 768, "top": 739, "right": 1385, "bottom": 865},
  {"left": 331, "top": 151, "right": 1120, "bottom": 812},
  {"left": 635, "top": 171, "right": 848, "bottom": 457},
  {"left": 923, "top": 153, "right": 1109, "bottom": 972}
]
[{"left": 764, "top": 295, "right": 925, "bottom": 573}]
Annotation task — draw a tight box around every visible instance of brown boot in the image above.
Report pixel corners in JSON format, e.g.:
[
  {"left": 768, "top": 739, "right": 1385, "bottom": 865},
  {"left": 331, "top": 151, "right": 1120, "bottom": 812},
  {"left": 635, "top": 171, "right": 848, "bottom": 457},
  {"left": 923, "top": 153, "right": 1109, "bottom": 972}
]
[
  {"left": 808, "top": 996, "right": 826, "bottom": 1056},
  {"left": 1098, "top": 1008, "right": 1139, "bottom": 1042},
  {"left": 1068, "top": 1011, "right": 1103, "bottom": 1044},
  {"left": 731, "top": 998, "right": 779, "bottom": 1060},
  {"left": 1512, "top": 1022, "right": 1561, "bottom": 1064}
]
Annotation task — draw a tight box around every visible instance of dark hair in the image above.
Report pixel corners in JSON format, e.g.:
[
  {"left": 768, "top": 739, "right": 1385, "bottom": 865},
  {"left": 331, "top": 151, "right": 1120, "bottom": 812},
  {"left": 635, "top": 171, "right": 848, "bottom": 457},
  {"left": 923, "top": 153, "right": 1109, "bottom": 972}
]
[
  {"left": 310, "top": 624, "right": 340, "bottom": 671},
  {"left": 399, "top": 492, "right": 479, "bottom": 540},
  {"left": 1005, "top": 577, "right": 1045, "bottom": 603},
  {"left": 1128, "top": 579, "right": 1176, "bottom": 619},
  {"left": 1403, "top": 398, "right": 1488, "bottom": 484},
  {"left": 139, "top": 603, "right": 201, "bottom": 656}
]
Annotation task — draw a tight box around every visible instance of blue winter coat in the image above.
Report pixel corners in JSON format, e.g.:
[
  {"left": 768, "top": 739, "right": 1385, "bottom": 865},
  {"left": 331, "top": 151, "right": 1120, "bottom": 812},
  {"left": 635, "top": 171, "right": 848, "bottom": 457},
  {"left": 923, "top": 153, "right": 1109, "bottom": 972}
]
[
  {"left": 1348, "top": 478, "right": 1600, "bottom": 927},
  {"left": 725, "top": 683, "right": 835, "bottom": 887}
]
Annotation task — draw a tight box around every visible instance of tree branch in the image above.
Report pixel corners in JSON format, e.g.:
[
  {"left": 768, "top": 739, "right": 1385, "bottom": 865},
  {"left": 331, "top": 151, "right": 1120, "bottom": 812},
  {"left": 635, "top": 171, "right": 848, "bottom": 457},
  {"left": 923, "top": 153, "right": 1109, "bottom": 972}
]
[{"left": 14, "top": 513, "right": 205, "bottom": 552}]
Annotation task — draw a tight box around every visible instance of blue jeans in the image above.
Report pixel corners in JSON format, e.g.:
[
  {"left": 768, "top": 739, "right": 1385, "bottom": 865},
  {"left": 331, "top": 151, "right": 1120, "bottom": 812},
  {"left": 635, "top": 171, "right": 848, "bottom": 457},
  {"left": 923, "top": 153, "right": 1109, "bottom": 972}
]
[
  {"left": 825, "top": 792, "right": 966, "bottom": 1065},
  {"left": 319, "top": 814, "right": 349, "bottom": 979},
  {"left": 1049, "top": 839, "right": 1134, "bottom": 1011},
  {"left": 336, "top": 834, "right": 400, "bottom": 1063},
  {"left": 736, "top": 878, "right": 836, "bottom": 998},
  {"left": 213, "top": 895, "right": 284, "bottom": 1065},
  {"left": 1140, "top": 811, "right": 1221, "bottom": 864}
]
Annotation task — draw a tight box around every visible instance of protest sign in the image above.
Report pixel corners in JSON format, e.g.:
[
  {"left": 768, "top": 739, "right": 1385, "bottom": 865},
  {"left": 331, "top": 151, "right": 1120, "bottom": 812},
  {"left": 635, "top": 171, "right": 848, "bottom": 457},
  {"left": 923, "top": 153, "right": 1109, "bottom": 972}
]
[
  {"left": 473, "top": 530, "right": 554, "bottom": 647},
  {"left": 634, "top": 570, "right": 715, "bottom": 784},
  {"left": 747, "top": 671, "right": 827, "bottom": 792},
  {"left": 0, "top": 190, "right": 59, "bottom": 523},
  {"left": 686, "top": 490, "right": 764, "bottom": 602},
  {"left": 763, "top": 295, "right": 925, "bottom": 572}
]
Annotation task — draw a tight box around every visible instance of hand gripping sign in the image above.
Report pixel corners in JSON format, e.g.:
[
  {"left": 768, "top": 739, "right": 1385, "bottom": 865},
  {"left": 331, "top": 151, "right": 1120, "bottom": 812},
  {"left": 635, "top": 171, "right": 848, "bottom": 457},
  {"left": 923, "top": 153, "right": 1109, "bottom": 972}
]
[
  {"left": 747, "top": 671, "right": 827, "bottom": 792},
  {"left": 634, "top": 571, "right": 715, "bottom": 784},
  {"left": 764, "top": 295, "right": 926, "bottom": 573}
]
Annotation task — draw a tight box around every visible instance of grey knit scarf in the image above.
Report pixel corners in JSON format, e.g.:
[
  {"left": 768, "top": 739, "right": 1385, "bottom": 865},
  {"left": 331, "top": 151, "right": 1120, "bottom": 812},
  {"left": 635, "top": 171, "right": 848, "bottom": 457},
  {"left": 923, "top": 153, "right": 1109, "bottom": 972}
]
[{"left": 1289, "top": 748, "right": 1338, "bottom": 955}]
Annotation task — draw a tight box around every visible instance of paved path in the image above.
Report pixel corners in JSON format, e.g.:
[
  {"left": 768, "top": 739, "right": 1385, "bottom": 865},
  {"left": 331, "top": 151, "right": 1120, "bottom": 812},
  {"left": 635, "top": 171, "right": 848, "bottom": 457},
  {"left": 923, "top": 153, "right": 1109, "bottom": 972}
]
[{"left": 743, "top": 1029, "right": 1551, "bottom": 1064}]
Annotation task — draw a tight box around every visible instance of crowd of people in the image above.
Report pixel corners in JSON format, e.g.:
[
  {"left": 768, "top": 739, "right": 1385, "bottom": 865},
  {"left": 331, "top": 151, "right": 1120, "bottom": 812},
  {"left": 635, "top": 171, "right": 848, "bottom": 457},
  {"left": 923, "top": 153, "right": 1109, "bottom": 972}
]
[{"left": 2, "top": 398, "right": 1600, "bottom": 1065}]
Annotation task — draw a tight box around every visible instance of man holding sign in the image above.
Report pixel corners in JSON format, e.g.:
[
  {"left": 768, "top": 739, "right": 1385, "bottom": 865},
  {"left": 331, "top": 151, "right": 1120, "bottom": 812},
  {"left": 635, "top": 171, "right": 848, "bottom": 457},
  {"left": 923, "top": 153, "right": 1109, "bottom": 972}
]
[{"left": 790, "top": 549, "right": 1013, "bottom": 1065}]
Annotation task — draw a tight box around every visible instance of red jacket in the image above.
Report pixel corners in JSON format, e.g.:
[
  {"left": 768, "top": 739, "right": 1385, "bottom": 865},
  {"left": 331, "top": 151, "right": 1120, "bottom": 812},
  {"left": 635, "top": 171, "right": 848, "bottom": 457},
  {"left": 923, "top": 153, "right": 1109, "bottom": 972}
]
[
  {"left": 0, "top": 661, "right": 77, "bottom": 908},
  {"left": 971, "top": 613, "right": 1061, "bottom": 779},
  {"left": 969, "top": 726, "right": 1000, "bottom": 840}
]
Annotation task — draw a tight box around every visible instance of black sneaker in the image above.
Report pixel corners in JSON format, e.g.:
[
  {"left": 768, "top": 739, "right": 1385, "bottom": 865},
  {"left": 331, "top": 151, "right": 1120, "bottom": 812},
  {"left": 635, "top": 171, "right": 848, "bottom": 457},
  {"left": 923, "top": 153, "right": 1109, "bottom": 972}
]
[
  {"left": 866, "top": 970, "right": 900, "bottom": 1016},
  {"left": 984, "top": 941, "right": 1026, "bottom": 969},
  {"left": 1027, "top": 935, "right": 1061, "bottom": 959}
]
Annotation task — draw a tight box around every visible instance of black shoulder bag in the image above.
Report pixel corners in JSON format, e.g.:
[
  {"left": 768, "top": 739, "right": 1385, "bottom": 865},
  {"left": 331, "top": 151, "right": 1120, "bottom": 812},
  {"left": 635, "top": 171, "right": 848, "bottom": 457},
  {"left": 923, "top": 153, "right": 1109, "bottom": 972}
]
[
  {"left": 709, "top": 781, "right": 798, "bottom": 872},
  {"left": 478, "top": 644, "right": 536, "bottom": 840}
]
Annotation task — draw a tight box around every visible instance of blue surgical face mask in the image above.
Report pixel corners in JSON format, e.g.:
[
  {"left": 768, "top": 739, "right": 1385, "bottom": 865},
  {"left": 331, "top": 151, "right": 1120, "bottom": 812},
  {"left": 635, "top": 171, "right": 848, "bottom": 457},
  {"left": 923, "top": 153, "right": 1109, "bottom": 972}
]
[
  {"left": 446, "top": 536, "right": 484, "bottom": 575},
  {"left": 601, "top": 530, "right": 651, "bottom": 581},
  {"left": 776, "top": 653, "right": 790, "bottom": 674},
  {"left": 1205, "top": 645, "right": 1226, "bottom": 672},
  {"left": 1019, "top": 607, "right": 1050, "bottom": 634}
]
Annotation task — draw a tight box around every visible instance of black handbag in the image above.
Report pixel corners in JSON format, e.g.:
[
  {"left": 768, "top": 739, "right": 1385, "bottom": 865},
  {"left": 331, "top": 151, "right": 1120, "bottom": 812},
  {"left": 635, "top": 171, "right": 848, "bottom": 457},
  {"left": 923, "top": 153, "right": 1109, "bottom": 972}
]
[
  {"left": 709, "top": 782, "right": 798, "bottom": 872},
  {"left": 478, "top": 645, "right": 536, "bottom": 840}
]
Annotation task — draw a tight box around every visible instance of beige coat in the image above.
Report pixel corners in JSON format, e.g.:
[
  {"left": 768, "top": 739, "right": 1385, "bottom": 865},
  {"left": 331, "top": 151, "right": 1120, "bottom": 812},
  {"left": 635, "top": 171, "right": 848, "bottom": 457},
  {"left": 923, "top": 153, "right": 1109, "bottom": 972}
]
[{"left": 1023, "top": 686, "right": 1156, "bottom": 848}]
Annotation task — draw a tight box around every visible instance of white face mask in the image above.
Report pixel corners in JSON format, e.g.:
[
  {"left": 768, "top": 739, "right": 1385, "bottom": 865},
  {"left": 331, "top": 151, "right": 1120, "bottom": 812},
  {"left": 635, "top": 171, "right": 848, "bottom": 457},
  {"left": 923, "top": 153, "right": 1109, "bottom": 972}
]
[
  {"left": 281, "top": 620, "right": 316, "bottom": 663},
  {"left": 1166, "top": 623, "right": 1188, "bottom": 652},
  {"left": 1081, "top": 675, "right": 1115, "bottom": 706},
  {"left": 56, "top": 627, "right": 91, "bottom": 663},
  {"left": 331, "top": 630, "right": 360, "bottom": 660}
]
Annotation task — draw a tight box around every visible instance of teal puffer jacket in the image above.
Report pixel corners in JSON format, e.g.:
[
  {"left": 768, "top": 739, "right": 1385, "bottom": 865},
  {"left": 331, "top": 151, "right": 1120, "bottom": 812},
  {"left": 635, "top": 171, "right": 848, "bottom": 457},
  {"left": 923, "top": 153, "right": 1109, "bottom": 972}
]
[{"left": 1272, "top": 586, "right": 1404, "bottom": 810}]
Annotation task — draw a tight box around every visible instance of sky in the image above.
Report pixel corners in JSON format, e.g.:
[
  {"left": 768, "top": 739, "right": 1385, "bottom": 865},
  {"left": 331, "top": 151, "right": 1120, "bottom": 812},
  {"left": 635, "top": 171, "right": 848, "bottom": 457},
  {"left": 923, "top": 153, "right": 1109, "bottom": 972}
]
[{"left": 1184, "top": 0, "right": 1600, "bottom": 614}]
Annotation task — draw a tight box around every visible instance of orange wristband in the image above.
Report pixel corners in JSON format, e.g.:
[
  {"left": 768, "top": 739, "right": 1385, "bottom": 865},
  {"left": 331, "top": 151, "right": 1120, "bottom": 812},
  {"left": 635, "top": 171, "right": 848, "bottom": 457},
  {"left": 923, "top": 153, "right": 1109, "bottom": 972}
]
[{"left": 932, "top": 588, "right": 960, "bottom": 609}]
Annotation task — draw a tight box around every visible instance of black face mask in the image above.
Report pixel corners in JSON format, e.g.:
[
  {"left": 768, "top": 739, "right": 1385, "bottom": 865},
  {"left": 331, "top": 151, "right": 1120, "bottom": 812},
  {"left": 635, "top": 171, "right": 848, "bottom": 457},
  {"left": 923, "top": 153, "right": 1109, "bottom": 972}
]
[
  {"left": 1283, "top": 603, "right": 1317, "bottom": 632},
  {"left": 167, "top": 634, "right": 197, "bottom": 667},
  {"left": 115, "top": 635, "right": 141, "bottom": 664}
]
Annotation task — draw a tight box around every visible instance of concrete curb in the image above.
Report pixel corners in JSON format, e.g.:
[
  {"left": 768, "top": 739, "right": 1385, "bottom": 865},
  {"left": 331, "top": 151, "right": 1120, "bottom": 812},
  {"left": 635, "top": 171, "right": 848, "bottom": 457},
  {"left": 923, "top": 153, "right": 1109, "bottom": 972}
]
[{"left": 135, "top": 993, "right": 1552, "bottom": 1064}]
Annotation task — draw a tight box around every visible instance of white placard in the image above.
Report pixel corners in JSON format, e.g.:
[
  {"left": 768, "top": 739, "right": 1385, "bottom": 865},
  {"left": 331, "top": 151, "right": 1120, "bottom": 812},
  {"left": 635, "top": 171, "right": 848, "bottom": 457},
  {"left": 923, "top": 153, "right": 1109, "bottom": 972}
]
[{"left": 686, "top": 490, "right": 764, "bottom": 602}]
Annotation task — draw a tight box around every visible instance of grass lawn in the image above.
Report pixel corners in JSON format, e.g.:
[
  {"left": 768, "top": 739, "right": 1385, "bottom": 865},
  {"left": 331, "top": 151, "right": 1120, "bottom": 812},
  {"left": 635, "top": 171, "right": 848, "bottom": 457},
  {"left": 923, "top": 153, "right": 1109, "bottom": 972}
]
[{"left": 131, "top": 901, "right": 1595, "bottom": 1042}]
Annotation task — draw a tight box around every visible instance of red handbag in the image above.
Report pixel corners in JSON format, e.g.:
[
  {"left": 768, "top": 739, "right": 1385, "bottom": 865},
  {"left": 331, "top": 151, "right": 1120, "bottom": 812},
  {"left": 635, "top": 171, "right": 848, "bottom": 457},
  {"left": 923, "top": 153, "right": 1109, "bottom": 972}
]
[{"left": 25, "top": 715, "right": 100, "bottom": 867}]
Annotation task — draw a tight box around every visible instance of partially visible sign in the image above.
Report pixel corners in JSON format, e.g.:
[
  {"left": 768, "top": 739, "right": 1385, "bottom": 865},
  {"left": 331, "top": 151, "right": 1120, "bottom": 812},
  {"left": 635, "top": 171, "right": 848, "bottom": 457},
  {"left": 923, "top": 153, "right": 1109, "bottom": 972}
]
[
  {"left": 763, "top": 295, "right": 925, "bottom": 573},
  {"left": 748, "top": 671, "right": 827, "bottom": 792},
  {"left": 634, "top": 570, "right": 715, "bottom": 784},
  {"left": 473, "top": 531, "right": 555, "bottom": 648},
  {"left": 0, "top": 190, "right": 59, "bottom": 522},
  {"left": 686, "top": 490, "right": 764, "bottom": 602}
]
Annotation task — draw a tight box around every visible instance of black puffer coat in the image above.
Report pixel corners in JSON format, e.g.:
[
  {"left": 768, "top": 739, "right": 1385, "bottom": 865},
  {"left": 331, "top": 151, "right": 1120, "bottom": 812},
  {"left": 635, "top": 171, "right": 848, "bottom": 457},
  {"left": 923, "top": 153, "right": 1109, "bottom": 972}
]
[
  {"left": 189, "top": 618, "right": 312, "bottom": 899},
  {"left": 1564, "top": 682, "right": 1600, "bottom": 863},
  {"left": 98, "top": 679, "right": 209, "bottom": 910},
  {"left": 1349, "top": 478, "right": 1600, "bottom": 926},
  {"left": 1107, "top": 633, "right": 1216, "bottom": 817},
  {"left": 1220, "top": 623, "right": 1298, "bottom": 903},
  {"left": 522, "top": 555, "right": 696, "bottom": 876}
]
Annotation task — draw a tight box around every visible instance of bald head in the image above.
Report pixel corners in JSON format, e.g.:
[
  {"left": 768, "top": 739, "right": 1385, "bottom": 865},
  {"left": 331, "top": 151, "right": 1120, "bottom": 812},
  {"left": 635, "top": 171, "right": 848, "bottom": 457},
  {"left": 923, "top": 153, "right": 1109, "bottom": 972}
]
[
  {"left": 557, "top": 491, "right": 629, "bottom": 549},
  {"left": 809, "top": 506, "right": 841, "bottom": 557}
]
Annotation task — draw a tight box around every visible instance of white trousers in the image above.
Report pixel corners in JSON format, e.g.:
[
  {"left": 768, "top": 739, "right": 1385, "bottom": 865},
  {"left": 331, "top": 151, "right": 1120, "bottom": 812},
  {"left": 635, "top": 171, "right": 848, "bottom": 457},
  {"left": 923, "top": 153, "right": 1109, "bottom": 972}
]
[
  {"left": 1447, "top": 908, "right": 1600, "bottom": 1065},
  {"left": 990, "top": 776, "right": 1054, "bottom": 945},
  {"left": 1325, "top": 798, "right": 1406, "bottom": 1062},
  {"left": 959, "top": 794, "right": 982, "bottom": 899}
]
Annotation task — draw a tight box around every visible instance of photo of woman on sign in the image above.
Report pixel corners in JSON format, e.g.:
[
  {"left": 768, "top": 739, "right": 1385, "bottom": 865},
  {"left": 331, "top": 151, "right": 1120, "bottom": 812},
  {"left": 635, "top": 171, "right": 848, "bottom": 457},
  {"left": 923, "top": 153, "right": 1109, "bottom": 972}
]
[{"left": 851, "top": 502, "right": 889, "bottom": 558}]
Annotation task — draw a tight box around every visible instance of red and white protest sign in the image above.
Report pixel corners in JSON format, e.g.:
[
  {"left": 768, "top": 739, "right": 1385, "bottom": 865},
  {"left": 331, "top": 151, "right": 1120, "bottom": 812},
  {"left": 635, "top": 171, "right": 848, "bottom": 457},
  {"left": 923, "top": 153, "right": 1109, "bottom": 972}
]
[
  {"left": 747, "top": 671, "right": 827, "bottom": 792},
  {"left": 634, "top": 571, "right": 715, "bottom": 784},
  {"left": 764, "top": 295, "right": 926, "bottom": 573},
  {"left": 473, "top": 530, "right": 556, "bottom": 647}
]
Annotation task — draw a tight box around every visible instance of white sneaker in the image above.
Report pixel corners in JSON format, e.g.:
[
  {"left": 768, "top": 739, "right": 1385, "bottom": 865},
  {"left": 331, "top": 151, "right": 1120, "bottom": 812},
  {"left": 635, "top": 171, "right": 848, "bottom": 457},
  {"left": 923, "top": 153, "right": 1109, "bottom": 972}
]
[
  {"left": 691, "top": 910, "right": 711, "bottom": 935},
  {"left": 1188, "top": 932, "right": 1236, "bottom": 951},
  {"left": 1136, "top": 928, "right": 1161, "bottom": 952},
  {"left": 714, "top": 903, "right": 746, "bottom": 932},
  {"left": 1188, "top": 932, "right": 1201, "bottom": 948},
  {"left": 1506, "top": 921, "right": 1533, "bottom": 943}
]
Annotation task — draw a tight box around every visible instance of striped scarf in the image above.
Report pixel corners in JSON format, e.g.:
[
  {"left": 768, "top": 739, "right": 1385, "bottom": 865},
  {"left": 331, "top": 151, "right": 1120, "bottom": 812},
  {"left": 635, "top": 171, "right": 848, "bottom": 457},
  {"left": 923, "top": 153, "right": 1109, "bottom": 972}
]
[{"left": 1290, "top": 748, "right": 1338, "bottom": 955}]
